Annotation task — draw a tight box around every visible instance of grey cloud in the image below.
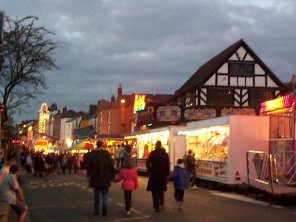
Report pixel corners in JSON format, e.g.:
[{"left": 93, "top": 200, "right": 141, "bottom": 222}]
[{"left": 1, "top": 0, "right": 295, "bottom": 121}]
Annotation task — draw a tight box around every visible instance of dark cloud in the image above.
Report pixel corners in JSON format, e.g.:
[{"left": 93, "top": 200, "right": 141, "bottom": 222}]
[{"left": 1, "top": 0, "right": 295, "bottom": 122}]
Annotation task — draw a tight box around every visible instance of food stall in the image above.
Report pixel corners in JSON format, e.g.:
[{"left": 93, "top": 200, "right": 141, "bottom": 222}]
[
  {"left": 124, "top": 126, "right": 186, "bottom": 172},
  {"left": 34, "top": 139, "right": 50, "bottom": 153},
  {"left": 102, "top": 137, "right": 124, "bottom": 160},
  {"left": 178, "top": 115, "right": 270, "bottom": 185},
  {"left": 68, "top": 137, "right": 97, "bottom": 153}
]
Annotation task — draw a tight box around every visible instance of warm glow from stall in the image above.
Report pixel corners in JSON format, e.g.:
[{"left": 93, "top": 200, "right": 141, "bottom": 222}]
[
  {"left": 34, "top": 139, "right": 48, "bottom": 151},
  {"left": 124, "top": 130, "right": 170, "bottom": 156},
  {"left": 177, "top": 125, "right": 229, "bottom": 136},
  {"left": 260, "top": 94, "right": 295, "bottom": 115},
  {"left": 65, "top": 138, "right": 72, "bottom": 148}
]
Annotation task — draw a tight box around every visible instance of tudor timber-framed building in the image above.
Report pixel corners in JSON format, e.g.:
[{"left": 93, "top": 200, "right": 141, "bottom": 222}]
[
  {"left": 135, "top": 39, "right": 288, "bottom": 129},
  {"left": 169, "top": 38, "right": 288, "bottom": 122}
]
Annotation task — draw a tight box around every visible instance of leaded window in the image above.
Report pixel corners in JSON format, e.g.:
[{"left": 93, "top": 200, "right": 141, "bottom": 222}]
[{"left": 229, "top": 62, "right": 254, "bottom": 76}]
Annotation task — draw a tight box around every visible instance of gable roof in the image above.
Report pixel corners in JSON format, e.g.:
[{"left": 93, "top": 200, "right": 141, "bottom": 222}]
[{"left": 175, "top": 39, "right": 284, "bottom": 96}]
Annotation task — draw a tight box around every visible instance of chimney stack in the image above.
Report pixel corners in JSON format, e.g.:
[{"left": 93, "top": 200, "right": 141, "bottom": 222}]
[{"left": 117, "top": 83, "right": 123, "bottom": 99}]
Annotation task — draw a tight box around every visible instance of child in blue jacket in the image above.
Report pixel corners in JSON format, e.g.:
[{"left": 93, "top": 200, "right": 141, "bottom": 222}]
[{"left": 172, "top": 158, "right": 187, "bottom": 210}]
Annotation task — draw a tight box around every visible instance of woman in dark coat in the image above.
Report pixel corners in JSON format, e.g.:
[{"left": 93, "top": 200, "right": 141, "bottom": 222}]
[{"left": 146, "top": 140, "right": 170, "bottom": 212}]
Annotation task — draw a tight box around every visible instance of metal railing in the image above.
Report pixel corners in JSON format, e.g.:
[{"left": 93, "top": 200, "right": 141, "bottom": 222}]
[
  {"left": 273, "top": 151, "right": 296, "bottom": 185},
  {"left": 246, "top": 150, "right": 296, "bottom": 194}
]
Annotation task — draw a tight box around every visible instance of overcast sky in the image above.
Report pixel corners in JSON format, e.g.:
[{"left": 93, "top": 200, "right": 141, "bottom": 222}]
[{"left": 1, "top": 0, "right": 296, "bottom": 122}]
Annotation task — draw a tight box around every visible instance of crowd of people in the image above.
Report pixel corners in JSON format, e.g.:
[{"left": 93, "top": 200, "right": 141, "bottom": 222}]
[
  {"left": 0, "top": 141, "right": 199, "bottom": 220},
  {"left": 20, "top": 150, "right": 84, "bottom": 177}
]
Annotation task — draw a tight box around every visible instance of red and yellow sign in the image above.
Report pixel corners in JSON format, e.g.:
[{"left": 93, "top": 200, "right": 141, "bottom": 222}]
[
  {"left": 261, "top": 94, "right": 295, "bottom": 115},
  {"left": 134, "top": 94, "right": 146, "bottom": 113}
]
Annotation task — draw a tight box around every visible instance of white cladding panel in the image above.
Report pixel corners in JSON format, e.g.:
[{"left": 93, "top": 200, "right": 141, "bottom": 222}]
[
  {"left": 229, "top": 53, "right": 238, "bottom": 61},
  {"left": 267, "top": 76, "right": 278, "bottom": 87},
  {"left": 246, "top": 77, "right": 253, "bottom": 86},
  {"left": 230, "top": 77, "right": 237, "bottom": 86},
  {"left": 255, "top": 64, "right": 265, "bottom": 75},
  {"left": 205, "top": 74, "right": 216, "bottom": 85},
  {"left": 218, "top": 75, "right": 228, "bottom": 86},
  {"left": 237, "top": 47, "right": 246, "bottom": 60},
  {"left": 228, "top": 116, "right": 269, "bottom": 184},
  {"left": 255, "top": 76, "right": 266, "bottom": 86},
  {"left": 238, "top": 77, "right": 245, "bottom": 86},
  {"left": 244, "top": 54, "right": 254, "bottom": 61},
  {"left": 218, "top": 63, "right": 228, "bottom": 73}
]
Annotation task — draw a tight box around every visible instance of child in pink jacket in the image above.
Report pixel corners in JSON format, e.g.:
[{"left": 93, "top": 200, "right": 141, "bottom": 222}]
[{"left": 114, "top": 159, "right": 138, "bottom": 216}]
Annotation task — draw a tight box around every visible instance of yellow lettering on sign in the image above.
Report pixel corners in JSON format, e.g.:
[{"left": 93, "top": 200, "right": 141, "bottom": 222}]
[{"left": 134, "top": 94, "right": 146, "bottom": 113}]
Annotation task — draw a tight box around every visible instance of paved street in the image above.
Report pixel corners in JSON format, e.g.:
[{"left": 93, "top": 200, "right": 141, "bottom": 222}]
[{"left": 20, "top": 170, "right": 296, "bottom": 222}]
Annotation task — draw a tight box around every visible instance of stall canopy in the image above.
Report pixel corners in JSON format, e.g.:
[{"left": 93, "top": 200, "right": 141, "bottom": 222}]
[
  {"left": 68, "top": 137, "right": 96, "bottom": 151},
  {"left": 72, "top": 126, "right": 95, "bottom": 139}
]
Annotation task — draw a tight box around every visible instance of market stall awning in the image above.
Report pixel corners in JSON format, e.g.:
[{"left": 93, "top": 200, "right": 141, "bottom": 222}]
[
  {"left": 72, "top": 126, "right": 95, "bottom": 139},
  {"left": 68, "top": 137, "right": 96, "bottom": 151}
]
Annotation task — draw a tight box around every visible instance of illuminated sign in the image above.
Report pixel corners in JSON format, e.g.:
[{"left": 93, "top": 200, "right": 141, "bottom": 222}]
[
  {"left": 260, "top": 94, "right": 295, "bottom": 114},
  {"left": 39, "top": 103, "right": 49, "bottom": 134},
  {"left": 27, "top": 126, "right": 33, "bottom": 140},
  {"left": 12, "top": 140, "right": 21, "bottom": 144},
  {"left": 134, "top": 94, "right": 146, "bottom": 113}
]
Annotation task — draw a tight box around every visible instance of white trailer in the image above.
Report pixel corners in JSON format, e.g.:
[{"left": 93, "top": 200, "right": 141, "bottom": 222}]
[
  {"left": 178, "top": 115, "right": 270, "bottom": 185},
  {"left": 124, "top": 125, "right": 186, "bottom": 172}
]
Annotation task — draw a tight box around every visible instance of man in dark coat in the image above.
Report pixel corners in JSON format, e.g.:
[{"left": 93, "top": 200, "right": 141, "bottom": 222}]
[
  {"left": 146, "top": 140, "right": 170, "bottom": 212},
  {"left": 87, "top": 140, "right": 114, "bottom": 216}
]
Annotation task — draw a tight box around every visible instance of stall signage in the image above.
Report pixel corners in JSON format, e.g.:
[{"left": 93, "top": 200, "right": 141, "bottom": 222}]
[
  {"left": 260, "top": 94, "right": 295, "bottom": 115},
  {"left": 184, "top": 108, "right": 216, "bottom": 120},
  {"left": 197, "top": 161, "right": 227, "bottom": 179},
  {"left": 157, "top": 105, "right": 181, "bottom": 122},
  {"left": 137, "top": 106, "right": 155, "bottom": 124},
  {"left": 134, "top": 94, "right": 146, "bottom": 113}
]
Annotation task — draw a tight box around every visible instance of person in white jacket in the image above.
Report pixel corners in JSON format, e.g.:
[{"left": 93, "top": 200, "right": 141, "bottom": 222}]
[
  {"left": 0, "top": 165, "right": 28, "bottom": 222},
  {"left": 26, "top": 153, "right": 34, "bottom": 174},
  {"left": 0, "top": 157, "right": 16, "bottom": 185}
]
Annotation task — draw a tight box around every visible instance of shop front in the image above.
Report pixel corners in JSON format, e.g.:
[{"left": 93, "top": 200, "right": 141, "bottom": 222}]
[
  {"left": 178, "top": 115, "right": 270, "bottom": 185},
  {"left": 124, "top": 126, "right": 186, "bottom": 172}
]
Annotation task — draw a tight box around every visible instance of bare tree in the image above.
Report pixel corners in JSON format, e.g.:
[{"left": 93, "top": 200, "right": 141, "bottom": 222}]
[{"left": 0, "top": 15, "right": 60, "bottom": 124}]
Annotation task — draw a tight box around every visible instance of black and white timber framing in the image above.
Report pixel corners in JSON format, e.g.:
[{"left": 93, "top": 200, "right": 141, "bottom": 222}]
[{"left": 169, "top": 39, "right": 287, "bottom": 121}]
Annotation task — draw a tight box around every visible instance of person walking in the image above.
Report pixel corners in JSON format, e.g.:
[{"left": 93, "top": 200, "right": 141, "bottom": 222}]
[
  {"left": 124, "top": 142, "right": 132, "bottom": 162},
  {"left": 25, "top": 153, "right": 34, "bottom": 175},
  {"left": 184, "top": 149, "right": 198, "bottom": 189},
  {"left": 113, "top": 159, "right": 138, "bottom": 216},
  {"left": 0, "top": 165, "right": 28, "bottom": 222},
  {"left": 146, "top": 140, "right": 170, "bottom": 213},
  {"left": 115, "top": 145, "right": 124, "bottom": 169},
  {"left": 0, "top": 157, "right": 16, "bottom": 185},
  {"left": 172, "top": 159, "right": 187, "bottom": 210},
  {"left": 87, "top": 140, "right": 115, "bottom": 216}
]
